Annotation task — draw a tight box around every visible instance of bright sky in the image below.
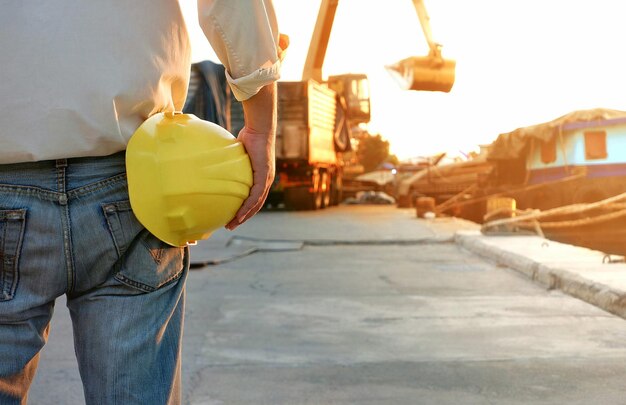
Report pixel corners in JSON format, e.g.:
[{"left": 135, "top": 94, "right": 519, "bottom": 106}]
[{"left": 181, "top": 0, "right": 626, "bottom": 161}]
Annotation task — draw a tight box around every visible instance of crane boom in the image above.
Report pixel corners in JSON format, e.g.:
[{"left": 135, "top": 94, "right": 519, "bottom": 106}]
[{"left": 302, "top": 0, "right": 339, "bottom": 82}]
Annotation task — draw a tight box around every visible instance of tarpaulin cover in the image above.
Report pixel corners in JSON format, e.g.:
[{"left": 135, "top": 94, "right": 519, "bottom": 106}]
[{"left": 487, "top": 108, "right": 626, "bottom": 161}]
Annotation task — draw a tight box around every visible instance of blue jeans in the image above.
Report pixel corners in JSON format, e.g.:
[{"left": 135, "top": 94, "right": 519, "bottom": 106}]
[{"left": 0, "top": 152, "right": 189, "bottom": 404}]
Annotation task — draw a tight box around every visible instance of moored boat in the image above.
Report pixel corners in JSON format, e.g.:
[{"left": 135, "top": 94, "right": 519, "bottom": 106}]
[
  {"left": 480, "top": 108, "right": 626, "bottom": 256},
  {"left": 485, "top": 108, "right": 626, "bottom": 210},
  {"left": 395, "top": 149, "right": 493, "bottom": 221}
]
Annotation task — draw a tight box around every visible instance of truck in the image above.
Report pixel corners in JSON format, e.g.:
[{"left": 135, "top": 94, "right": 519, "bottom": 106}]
[
  {"left": 229, "top": 74, "right": 371, "bottom": 210},
  {"left": 269, "top": 74, "right": 371, "bottom": 210}
]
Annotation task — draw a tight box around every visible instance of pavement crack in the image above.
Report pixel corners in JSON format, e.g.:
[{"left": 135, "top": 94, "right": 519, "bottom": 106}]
[
  {"left": 191, "top": 236, "right": 454, "bottom": 268},
  {"left": 231, "top": 235, "right": 454, "bottom": 246}
]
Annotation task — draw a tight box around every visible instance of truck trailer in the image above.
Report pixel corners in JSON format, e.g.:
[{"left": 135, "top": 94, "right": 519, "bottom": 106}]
[{"left": 230, "top": 76, "right": 368, "bottom": 210}]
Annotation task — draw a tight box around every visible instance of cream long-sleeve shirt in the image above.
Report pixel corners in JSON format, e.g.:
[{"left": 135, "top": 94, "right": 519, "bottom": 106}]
[{"left": 0, "top": 0, "right": 281, "bottom": 164}]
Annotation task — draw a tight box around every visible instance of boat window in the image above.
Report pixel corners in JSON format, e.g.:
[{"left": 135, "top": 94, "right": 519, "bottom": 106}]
[
  {"left": 540, "top": 137, "right": 556, "bottom": 163},
  {"left": 584, "top": 130, "right": 607, "bottom": 160}
]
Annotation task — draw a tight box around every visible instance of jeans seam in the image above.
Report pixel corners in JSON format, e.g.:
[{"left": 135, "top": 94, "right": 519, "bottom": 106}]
[
  {"left": 0, "top": 185, "right": 63, "bottom": 203},
  {"left": 66, "top": 173, "right": 127, "bottom": 199},
  {"left": 114, "top": 273, "right": 156, "bottom": 292},
  {"left": 114, "top": 267, "right": 183, "bottom": 293},
  {"left": 0, "top": 209, "right": 27, "bottom": 301},
  {"left": 102, "top": 200, "right": 134, "bottom": 258},
  {"left": 56, "top": 162, "right": 66, "bottom": 193},
  {"left": 1, "top": 220, "right": 7, "bottom": 300},
  {"left": 61, "top": 204, "right": 76, "bottom": 294},
  {"left": 0, "top": 173, "right": 127, "bottom": 203},
  {"left": 141, "top": 239, "right": 164, "bottom": 264}
]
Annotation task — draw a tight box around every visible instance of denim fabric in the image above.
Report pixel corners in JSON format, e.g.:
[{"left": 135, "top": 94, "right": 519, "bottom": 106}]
[{"left": 0, "top": 152, "right": 189, "bottom": 405}]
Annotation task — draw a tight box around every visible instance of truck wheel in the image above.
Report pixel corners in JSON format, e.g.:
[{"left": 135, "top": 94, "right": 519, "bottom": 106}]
[
  {"left": 321, "top": 172, "right": 331, "bottom": 208},
  {"left": 312, "top": 171, "right": 323, "bottom": 210},
  {"left": 284, "top": 172, "right": 324, "bottom": 210},
  {"left": 284, "top": 187, "right": 315, "bottom": 210},
  {"left": 331, "top": 174, "right": 343, "bottom": 206}
]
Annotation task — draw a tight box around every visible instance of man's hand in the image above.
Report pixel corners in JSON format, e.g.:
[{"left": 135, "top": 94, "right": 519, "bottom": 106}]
[
  {"left": 226, "top": 82, "right": 277, "bottom": 230},
  {"left": 226, "top": 126, "right": 275, "bottom": 230}
]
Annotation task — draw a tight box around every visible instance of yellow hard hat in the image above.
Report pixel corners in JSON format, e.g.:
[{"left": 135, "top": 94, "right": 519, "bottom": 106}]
[{"left": 126, "top": 112, "right": 252, "bottom": 246}]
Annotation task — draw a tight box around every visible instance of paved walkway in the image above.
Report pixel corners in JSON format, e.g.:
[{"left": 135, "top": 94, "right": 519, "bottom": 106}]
[
  {"left": 457, "top": 230, "right": 626, "bottom": 320},
  {"left": 25, "top": 206, "right": 626, "bottom": 404}
]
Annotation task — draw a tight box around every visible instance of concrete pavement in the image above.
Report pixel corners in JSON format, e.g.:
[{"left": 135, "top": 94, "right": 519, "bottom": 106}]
[
  {"left": 204, "top": 206, "right": 626, "bottom": 322},
  {"left": 179, "top": 207, "right": 626, "bottom": 404},
  {"left": 26, "top": 205, "right": 626, "bottom": 404},
  {"left": 456, "top": 230, "right": 626, "bottom": 320}
]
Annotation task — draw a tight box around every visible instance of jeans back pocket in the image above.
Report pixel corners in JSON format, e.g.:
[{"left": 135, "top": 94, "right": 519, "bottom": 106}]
[
  {"left": 103, "top": 201, "right": 185, "bottom": 293},
  {"left": 0, "top": 209, "right": 27, "bottom": 301}
]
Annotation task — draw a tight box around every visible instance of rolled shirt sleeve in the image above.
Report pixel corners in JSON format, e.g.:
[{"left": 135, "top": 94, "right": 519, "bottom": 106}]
[{"left": 198, "top": 0, "right": 282, "bottom": 101}]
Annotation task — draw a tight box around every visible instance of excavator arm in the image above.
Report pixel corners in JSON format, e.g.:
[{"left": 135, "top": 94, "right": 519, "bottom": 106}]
[
  {"left": 412, "top": 0, "right": 441, "bottom": 58},
  {"left": 385, "top": 0, "right": 456, "bottom": 92},
  {"left": 302, "top": 0, "right": 455, "bottom": 92},
  {"left": 302, "top": 0, "right": 339, "bottom": 83}
]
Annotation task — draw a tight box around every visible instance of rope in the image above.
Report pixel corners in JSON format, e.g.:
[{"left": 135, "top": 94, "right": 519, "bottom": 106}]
[
  {"left": 482, "top": 190, "right": 626, "bottom": 230},
  {"left": 434, "top": 184, "right": 478, "bottom": 213},
  {"left": 435, "top": 173, "right": 584, "bottom": 212},
  {"left": 515, "top": 207, "right": 626, "bottom": 230}
]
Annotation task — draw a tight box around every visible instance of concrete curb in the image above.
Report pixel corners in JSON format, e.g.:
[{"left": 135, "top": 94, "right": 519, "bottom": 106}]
[{"left": 455, "top": 230, "right": 626, "bottom": 320}]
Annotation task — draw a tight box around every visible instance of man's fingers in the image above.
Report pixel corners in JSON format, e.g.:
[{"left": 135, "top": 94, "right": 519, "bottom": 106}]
[
  {"left": 234, "top": 169, "right": 274, "bottom": 223},
  {"left": 225, "top": 124, "right": 275, "bottom": 231},
  {"left": 226, "top": 183, "right": 267, "bottom": 230}
]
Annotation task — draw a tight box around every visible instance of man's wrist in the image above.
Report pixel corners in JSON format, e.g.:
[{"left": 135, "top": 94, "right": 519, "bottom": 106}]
[{"left": 241, "top": 82, "right": 277, "bottom": 134}]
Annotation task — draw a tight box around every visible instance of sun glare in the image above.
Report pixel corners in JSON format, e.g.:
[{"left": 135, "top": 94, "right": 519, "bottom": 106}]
[{"left": 182, "top": 0, "right": 626, "bottom": 161}]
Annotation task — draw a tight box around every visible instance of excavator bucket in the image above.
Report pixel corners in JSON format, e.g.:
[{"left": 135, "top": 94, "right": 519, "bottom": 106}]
[{"left": 386, "top": 54, "right": 456, "bottom": 93}]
